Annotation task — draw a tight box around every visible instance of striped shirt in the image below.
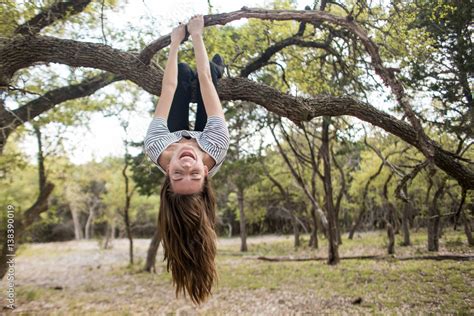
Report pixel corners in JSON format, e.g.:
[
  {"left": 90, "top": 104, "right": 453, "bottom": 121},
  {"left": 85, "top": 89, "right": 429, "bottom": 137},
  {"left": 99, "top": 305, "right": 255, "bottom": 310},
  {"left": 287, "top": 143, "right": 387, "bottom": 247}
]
[{"left": 144, "top": 116, "right": 230, "bottom": 177}]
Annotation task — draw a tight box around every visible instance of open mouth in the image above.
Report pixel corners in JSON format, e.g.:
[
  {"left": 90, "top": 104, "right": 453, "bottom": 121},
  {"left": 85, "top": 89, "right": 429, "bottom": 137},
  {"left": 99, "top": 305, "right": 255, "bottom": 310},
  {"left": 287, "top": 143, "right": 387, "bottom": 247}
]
[{"left": 179, "top": 150, "right": 195, "bottom": 160}]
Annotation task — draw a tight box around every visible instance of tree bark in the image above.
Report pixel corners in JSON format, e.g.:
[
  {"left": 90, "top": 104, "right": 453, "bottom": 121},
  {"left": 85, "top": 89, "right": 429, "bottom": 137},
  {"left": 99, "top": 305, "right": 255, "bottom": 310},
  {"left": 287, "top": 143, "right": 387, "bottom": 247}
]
[
  {"left": 321, "top": 117, "right": 339, "bottom": 265},
  {"left": 401, "top": 203, "right": 411, "bottom": 246},
  {"left": 292, "top": 212, "right": 301, "bottom": 248},
  {"left": 400, "top": 186, "right": 411, "bottom": 246},
  {"left": 226, "top": 223, "right": 232, "bottom": 238},
  {"left": 387, "top": 223, "right": 395, "bottom": 255},
  {"left": 15, "top": 0, "right": 93, "bottom": 35},
  {"left": 2, "top": 9, "right": 472, "bottom": 188},
  {"left": 331, "top": 148, "right": 345, "bottom": 246},
  {"left": 84, "top": 199, "right": 98, "bottom": 240},
  {"left": 238, "top": 187, "right": 248, "bottom": 252},
  {"left": 33, "top": 125, "right": 46, "bottom": 191},
  {"left": 103, "top": 219, "right": 115, "bottom": 249},
  {"left": 428, "top": 184, "right": 445, "bottom": 251},
  {"left": 144, "top": 227, "right": 161, "bottom": 273},
  {"left": 308, "top": 206, "right": 319, "bottom": 249},
  {"left": 462, "top": 211, "right": 473, "bottom": 246},
  {"left": 348, "top": 208, "right": 365, "bottom": 240},
  {"left": 71, "top": 207, "right": 83, "bottom": 240},
  {"left": 122, "top": 159, "right": 134, "bottom": 265},
  {"left": 0, "top": 182, "right": 54, "bottom": 279},
  {"left": 349, "top": 162, "right": 384, "bottom": 239},
  {"left": 0, "top": 73, "right": 120, "bottom": 154}
]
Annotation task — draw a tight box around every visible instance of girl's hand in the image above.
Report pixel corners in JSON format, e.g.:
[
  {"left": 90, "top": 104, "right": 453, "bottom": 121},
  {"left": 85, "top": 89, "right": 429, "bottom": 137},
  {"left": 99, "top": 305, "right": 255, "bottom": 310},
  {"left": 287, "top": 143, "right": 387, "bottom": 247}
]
[
  {"left": 170, "top": 24, "right": 186, "bottom": 44},
  {"left": 187, "top": 15, "right": 204, "bottom": 36}
]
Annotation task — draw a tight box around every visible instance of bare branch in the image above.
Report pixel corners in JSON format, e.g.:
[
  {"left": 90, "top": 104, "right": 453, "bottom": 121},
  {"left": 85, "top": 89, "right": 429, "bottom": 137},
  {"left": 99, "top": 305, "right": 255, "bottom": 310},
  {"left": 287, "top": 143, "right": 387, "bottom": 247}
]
[
  {"left": 240, "top": 37, "right": 334, "bottom": 77},
  {"left": 15, "top": 0, "right": 92, "bottom": 35},
  {"left": 0, "top": 73, "right": 120, "bottom": 153}
]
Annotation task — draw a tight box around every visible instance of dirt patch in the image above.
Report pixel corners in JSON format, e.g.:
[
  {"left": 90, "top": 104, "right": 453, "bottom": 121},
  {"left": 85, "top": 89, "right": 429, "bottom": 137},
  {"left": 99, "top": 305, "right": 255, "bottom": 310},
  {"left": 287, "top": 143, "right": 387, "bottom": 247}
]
[{"left": 3, "top": 233, "right": 473, "bottom": 314}]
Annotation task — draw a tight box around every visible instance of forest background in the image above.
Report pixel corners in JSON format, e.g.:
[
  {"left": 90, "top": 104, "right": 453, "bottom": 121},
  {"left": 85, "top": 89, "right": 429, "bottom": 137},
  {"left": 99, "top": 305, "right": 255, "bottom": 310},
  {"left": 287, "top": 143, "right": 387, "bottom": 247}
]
[{"left": 0, "top": 0, "right": 472, "bottom": 313}]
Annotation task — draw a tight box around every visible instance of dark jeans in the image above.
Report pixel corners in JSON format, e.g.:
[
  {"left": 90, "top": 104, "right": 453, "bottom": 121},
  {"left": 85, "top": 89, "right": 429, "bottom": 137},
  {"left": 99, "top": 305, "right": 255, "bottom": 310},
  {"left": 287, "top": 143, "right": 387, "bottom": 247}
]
[{"left": 167, "top": 62, "right": 220, "bottom": 132}]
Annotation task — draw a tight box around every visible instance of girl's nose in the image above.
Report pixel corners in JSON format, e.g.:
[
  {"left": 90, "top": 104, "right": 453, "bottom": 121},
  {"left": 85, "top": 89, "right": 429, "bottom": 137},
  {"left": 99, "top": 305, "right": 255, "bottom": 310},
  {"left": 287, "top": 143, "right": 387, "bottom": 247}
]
[{"left": 182, "top": 160, "right": 193, "bottom": 168}]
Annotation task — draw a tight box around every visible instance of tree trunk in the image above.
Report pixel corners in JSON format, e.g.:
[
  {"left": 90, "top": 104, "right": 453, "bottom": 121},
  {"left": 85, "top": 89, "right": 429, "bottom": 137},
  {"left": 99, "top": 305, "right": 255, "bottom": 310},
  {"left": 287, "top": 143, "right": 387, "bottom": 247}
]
[
  {"left": 462, "top": 211, "right": 473, "bottom": 246},
  {"left": 387, "top": 223, "right": 395, "bottom": 255},
  {"left": 321, "top": 117, "right": 339, "bottom": 265},
  {"left": 227, "top": 223, "right": 232, "bottom": 238},
  {"left": 335, "top": 211, "right": 342, "bottom": 245},
  {"left": 103, "top": 219, "right": 115, "bottom": 249},
  {"left": 0, "top": 235, "right": 11, "bottom": 281},
  {"left": 84, "top": 203, "right": 96, "bottom": 240},
  {"left": 349, "top": 161, "right": 384, "bottom": 239},
  {"left": 238, "top": 187, "right": 248, "bottom": 252},
  {"left": 122, "top": 158, "right": 134, "bottom": 265},
  {"left": 400, "top": 187, "right": 411, "bottom": 246},
  {"left": 33, "top": 125, "right": 46, "bottom": 191},
  {"left": 348, "top": 209, "right": 364, "bottom": 239},
  {"left": 0, "top": 182, "right": 54, "bottom": 279},
  {"left": 386, "top": 199, "right": 397, "bottom": 255},
  {"left": 292, "top": 214, "right": 300, "bottom": 248},
  {"left": 308, "top": 206, "right": 319, "bottom": 249},
  {"left": 337, "top": 225, "right": 342, "bottom": 245},
  {"left": 124, "top": 201, "right": 133, "bottom": 264},
  {"left": 110, "top": 218, "right": 115, "bottom": 241},
  {"left": 427, "top": 185, "right": 444, "bottom": 252},
  {"left": 71, "top": 207, "right": 83, "bottom": 240},
  {"left": 401, "top": 202, "right": 411, "bottom": 246},
  {"left": 144, "top": 227, "right": 161, "bottom": 273},
  {"left": 1, "top": 125, "right": 54, "bottom": 279}
]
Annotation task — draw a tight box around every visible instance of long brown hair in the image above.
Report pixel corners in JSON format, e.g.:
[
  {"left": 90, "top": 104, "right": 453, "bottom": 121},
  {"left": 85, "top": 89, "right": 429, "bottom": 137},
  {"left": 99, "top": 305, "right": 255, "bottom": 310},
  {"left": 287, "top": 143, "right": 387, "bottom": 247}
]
[{"left": 158, "top": 176, "right": 217, "bottom": 304}]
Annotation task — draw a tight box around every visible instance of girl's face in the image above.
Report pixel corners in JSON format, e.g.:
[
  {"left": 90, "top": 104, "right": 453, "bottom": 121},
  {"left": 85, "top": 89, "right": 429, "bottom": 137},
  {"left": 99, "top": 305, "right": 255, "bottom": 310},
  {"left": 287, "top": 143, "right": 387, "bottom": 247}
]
[{"left": 167, "top": 144, "right": 208, "bottom": 194}]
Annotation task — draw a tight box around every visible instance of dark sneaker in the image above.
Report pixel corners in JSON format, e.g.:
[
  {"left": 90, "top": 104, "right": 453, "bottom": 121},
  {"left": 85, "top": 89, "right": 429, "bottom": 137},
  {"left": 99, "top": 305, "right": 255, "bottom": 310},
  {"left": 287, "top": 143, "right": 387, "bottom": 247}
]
[{"left": 211, "top": 54, "right": 225, "bottom": 79}]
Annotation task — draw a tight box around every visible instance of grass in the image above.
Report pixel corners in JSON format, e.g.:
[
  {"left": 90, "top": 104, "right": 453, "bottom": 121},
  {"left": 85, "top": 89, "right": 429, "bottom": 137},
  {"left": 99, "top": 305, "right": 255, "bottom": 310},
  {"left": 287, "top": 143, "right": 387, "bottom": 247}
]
[
  {"left": 10, "top": 229, "right": 474, "bottom": 314},
  {"left": 216, "top": 229, "right": 473, "bottom": 313}
]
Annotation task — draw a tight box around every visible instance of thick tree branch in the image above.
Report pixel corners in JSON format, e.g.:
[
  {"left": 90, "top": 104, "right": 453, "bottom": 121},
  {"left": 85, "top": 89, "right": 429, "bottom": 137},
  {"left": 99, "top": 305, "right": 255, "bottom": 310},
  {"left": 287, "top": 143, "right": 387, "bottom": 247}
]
[
  {"left": 0, "top": 36, "right": 162, "bottom": 93},
  {"left": 15, "top": 0, "right": 93, "bottom": 35},
  {"left": 3, "top": 8, "right": 436, "bottom": 159},
  {"left": 218, "top": 78, "right": 474, "bottom": 189},
  {"left": 16, "top": 73, "right": 119, "bottom": 125},
  {"left": 195, "top": 8, "right": 435, "bottom": 157},
  {"left": 1, "top": 8, "right": 473, "bottom": 188},
  {"left": 0, "top": 73, "right": 120, "bottom": 153}
]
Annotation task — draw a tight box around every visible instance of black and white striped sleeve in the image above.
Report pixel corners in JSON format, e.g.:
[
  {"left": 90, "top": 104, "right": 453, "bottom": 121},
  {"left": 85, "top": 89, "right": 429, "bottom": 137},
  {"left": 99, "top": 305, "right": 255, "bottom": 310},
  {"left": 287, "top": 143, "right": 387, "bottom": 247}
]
[
  {"left": 144, "top": 117, "right": 170, "bottom": 164},
  {"left": 199, "top": 116, "right": 230, "bottom": 177},
  {"left": 201, "top": 116, "right": 230, "bottom": 150}
]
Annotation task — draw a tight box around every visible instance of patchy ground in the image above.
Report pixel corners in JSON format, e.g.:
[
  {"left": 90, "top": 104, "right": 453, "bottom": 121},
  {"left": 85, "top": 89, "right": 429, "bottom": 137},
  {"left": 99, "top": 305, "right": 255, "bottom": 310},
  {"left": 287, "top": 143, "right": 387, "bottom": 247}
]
[{"left": 2, "top": 230, "right": 473, "bottom": 315}]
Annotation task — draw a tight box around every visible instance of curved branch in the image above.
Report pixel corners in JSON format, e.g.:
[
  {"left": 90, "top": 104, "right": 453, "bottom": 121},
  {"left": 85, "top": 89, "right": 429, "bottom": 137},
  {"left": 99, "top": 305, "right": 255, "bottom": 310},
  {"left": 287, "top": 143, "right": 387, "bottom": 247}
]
[
  {"left": 240, "top": 37, "right": 335, "bottom": 77},
  {"left": 15, "top": 0, "right": 93, "bottom": 35},
  {"left": 16, "top": 72, "right": 120, "bottom": 123},
  {"left": 0, "top": 72, "right": 120, "bottom": 153},
  {"left": 1, "top": 8, "right": 473, "bottom": 188},
  {"left": 218, "top": 78, "right": 474, "bottom": 189},
  {"left": 0, "top": 36, "right": 161, "bottom": 93}
]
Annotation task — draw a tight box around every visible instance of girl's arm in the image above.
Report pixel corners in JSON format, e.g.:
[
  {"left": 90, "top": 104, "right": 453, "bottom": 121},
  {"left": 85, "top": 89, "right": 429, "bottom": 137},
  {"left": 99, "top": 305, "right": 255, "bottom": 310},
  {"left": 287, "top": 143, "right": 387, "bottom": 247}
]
[
  {"left": 187, "top": 15, "right": 225, "bottom": 119},
  {"left": 154, "top": 24, "right": 185, "bottom": 118}
]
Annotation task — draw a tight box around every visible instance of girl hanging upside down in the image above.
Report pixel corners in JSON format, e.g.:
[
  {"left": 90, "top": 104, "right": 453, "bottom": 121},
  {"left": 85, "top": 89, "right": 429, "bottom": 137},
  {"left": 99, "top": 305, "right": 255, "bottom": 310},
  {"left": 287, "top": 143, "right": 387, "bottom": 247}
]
[{"left": 144, "top": 15, "right": 229, "bottom": 304}]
